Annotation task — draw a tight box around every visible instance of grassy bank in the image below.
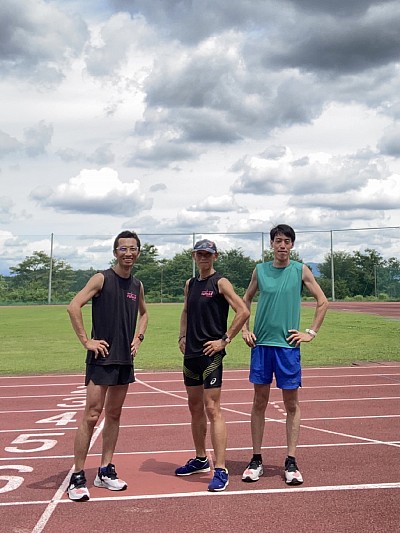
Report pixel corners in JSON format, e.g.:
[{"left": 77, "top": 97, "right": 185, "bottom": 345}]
[{"left": 0, "top": 304, "right": 398, "bottom": 375}]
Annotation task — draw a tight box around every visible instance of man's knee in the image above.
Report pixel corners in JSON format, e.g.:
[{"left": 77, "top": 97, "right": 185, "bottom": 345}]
[
  {"left": 203, "top": 388, "right": 222, "bottom": 420},
  {"left": 252, "top": 386, "right": 270, "bottom": 412},
  {"left": 187, "top": 392, "right": 205, "bottom": 417},
  {"left": 84, "top": 406, "right": 102, "bottom": 427},
  {"left": 105, "top": 405, "right": 123, "bottom": 421},
  {"left": 283, "top": 391, "right": 300, "bottom": 415}
]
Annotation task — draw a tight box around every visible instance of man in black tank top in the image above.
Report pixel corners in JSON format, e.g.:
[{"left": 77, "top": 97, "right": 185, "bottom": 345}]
[
  {"left": 175, "top": 239, "right": 249, "bottom": 492},
  {"left": 66, "top": 231, "right": 148, "bottom": 501}
]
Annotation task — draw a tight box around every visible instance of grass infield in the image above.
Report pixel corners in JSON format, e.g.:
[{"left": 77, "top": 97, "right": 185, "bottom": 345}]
[{"left": 0, "top": 303, "right": 398, "bottom": 375}]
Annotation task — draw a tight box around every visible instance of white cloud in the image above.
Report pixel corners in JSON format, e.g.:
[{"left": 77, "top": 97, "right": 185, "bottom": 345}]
[
  {"left": 30, "top": 167, "right": 152, "bottom": 216},
  {"left": 188, "top": 194, "right": 245, "bottom": 213}
]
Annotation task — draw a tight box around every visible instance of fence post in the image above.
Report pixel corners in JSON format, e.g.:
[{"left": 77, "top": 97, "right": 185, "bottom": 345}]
[
  {"left": 192, "top": 233, "right": 196, "bottom": 277},
  {"left": 261, "top": 232, "right": 265, "bottom": 262},
  {"left": 330, "top": 230, "right": 335, "bottom": 301},
  {"left": 48, "top": 233, "right": 54, "bottom": 304}
]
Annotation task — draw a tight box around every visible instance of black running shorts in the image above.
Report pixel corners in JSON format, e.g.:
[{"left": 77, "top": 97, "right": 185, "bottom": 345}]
[
  {"left": 183, "top": 353, "right": 224, "bottom": 388},
  {"left": 85, "top": 364, "right": 134, "bottom": 386}
]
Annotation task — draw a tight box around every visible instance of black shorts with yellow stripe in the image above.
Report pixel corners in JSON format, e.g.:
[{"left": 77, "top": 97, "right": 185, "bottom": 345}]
[{"left": 183, "top": 353, "right": 224, "bottom": 388}]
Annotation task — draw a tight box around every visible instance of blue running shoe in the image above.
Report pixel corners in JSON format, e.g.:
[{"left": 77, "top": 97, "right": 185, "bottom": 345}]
[
  {"left": 175, "top": 457, "right": 210, "bottom": 476},
  {"left": 208, "top": 468, "right": 229, "bottom": 492}
]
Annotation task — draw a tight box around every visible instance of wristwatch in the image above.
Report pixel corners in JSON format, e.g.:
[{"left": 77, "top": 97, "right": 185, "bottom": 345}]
[
  {"left": 221, "top": 333, "right": 231, "bottom": 344},
  {"left": 137, "top": 334, "right": 145, "bottom": 342},
  {"left": 305, "top": 328, "right": 317, "bottom": 338}
]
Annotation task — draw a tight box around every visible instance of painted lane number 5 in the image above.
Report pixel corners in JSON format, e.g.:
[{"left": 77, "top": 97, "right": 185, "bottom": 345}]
[{"left": 5, "top": 433, "right": 64, "bottom": 453}]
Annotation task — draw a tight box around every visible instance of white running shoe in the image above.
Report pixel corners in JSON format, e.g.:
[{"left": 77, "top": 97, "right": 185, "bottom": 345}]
[
  {"left": 284, "top": 457, "right": 303, "bottom": 485},
  {"left": 67, "top": 470, "right": 90, "bottom": 502},
  {"left": 94, "top": 463, "right": 127, "bottom": 491},
  {"left": 242, "top": 460, "right": 264, "bottom": 482}
]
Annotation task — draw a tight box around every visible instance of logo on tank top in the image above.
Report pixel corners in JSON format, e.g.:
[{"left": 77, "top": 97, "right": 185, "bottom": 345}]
[
  {"left": 127, "top": 292, "right": 137, "bottom": 300},
  {"left": 201, "top": 290, "right": 214, "bottom": 297}
]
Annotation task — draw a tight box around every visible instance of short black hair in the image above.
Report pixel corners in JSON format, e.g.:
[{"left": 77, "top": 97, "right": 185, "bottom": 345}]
[
  {"left": 113, "top": 230, "right": 141, "bottom": 251},
  {"left": 270, "top": 224, "right": 296, "bottom": 243}
]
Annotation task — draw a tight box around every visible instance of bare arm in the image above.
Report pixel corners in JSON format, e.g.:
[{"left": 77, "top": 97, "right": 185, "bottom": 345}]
[
  {"left": 241, "top": 268, "right": 258, "bottom": 347},
  {"left": 287, "top": 265, "right": 329, "bottom": 347},
  {"left": 203, "top": 277, "right": 250, "bottom": 356},
  {"left": 178, "top": 280, "right": 190, "bottom": 355},
  {"left": 130, "top": 282, "right": 149, "bottom": 357},
  {"left": 66, "top": 272, "right": 109, "bottom": 358}
]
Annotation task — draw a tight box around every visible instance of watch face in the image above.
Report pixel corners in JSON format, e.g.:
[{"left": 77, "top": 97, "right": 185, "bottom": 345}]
[{"left": 138, "top": 334, "right": 144, "bottom": 341}]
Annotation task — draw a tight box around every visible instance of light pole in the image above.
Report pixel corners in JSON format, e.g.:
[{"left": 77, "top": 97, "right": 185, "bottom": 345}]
[{"left": 330, "top": 230, "right": 335, "bottom": 301}]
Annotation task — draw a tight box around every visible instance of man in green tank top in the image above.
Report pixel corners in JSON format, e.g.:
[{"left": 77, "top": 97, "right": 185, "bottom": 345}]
[{"left": 241, "top": 224, "right": 328, "bottom": 485}]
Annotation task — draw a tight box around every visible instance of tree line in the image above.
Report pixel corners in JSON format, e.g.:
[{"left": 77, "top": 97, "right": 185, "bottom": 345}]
[{"left": 0, "top": 245, "right": 398, "bottom": 304}]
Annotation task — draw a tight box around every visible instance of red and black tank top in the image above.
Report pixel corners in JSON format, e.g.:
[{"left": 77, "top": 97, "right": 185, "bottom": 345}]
[{"left": 184, "top": 272, "right": 229, "bottom": 358}]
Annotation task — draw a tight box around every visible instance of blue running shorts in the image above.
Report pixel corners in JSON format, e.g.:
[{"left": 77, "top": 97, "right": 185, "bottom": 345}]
[{"left": 249, "top": 345, "right": 301, "bottom": 389}]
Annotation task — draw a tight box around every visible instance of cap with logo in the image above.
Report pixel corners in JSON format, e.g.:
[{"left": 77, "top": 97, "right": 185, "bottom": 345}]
[{"left": 192, "top": 239, "right": 217, "bottom": 254}]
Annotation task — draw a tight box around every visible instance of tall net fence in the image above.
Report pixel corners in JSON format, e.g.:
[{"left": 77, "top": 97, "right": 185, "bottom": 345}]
[
  {"left": 376, "top": 265, "right": 400, "bottom": 299},
  {"left": 0, "top": 226, "right": 399, "bottom": 303}
]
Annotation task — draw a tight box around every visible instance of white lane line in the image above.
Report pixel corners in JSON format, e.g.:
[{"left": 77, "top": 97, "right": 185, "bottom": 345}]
[
  {"left": 29, "top": 420, "right": 105, "bottom": 533},
  {"left": 1, "top": 380, "right": 400, "bottom": 399},
  {"left": 1, "top": 366, "right": 399, "bottom": 387},
  {"left": 1, "top": 481, "right": 399, "bottom": 507},
  {"left": 1, "top": 395, "right": 400, "bottom": 415},
  {"left": 1, "top": 440, "right": 399, "bottom": 463},
  {"left": 133, "top": 377, "right": 400, "bottom": 450}
]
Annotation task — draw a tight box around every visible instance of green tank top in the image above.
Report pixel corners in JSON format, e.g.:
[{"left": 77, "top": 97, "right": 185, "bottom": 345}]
[{"left": 254, "top": 260, "right": 303, "bottom": 348}]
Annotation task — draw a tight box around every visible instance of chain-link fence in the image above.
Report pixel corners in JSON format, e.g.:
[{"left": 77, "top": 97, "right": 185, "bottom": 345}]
[{"left": 0, "top": 226, "right": 399, "bottom": 303}]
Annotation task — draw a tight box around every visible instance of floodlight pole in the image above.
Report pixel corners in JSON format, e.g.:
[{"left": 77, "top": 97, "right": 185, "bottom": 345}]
[
  {"left": 330, "top": 230, "right": 335, "bottom": 302},
  {"left": 48, "top": 232, "right": 54, "bottom": 305},
  {"left": 192, "top": 233, "right": 196, "bottom": 277},
  {"left": 261, "top": 232, "right": 265, "bottom": 262}
]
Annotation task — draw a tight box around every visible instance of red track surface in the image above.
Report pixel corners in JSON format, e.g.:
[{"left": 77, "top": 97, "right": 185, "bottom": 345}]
[
  {"left": 0, "top": 362, "right": 399, "bottom": 533},
  {"left": 303, "top": 300, "right": 400, "bottom": 318}
]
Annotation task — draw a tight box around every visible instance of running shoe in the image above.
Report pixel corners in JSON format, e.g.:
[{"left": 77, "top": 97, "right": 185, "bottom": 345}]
[
  {"left": 175, "top": 457, "right": 210, "bottom": 476},
  {"left": 94, "top": 463, "right": 127, "bottom": 491},
  {"left": 284, "top": 457, "right": 303, "bottom": 485},
  {"left": 242, "top": 459, "right": 264, "bottom": 482},
  {"left": 67, "top": 470, "right": 90, "bottom": 502},
  {"left": 208, "top": 468, "right": 229, "bottom": 492}
]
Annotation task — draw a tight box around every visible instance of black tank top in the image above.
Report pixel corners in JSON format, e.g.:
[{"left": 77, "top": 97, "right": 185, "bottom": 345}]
[
  {"left": 185, "top": 272, "right": 229, "bottom": 358},
  {"left": 86, "top": 268, "right": 141, "bottom": 365}
]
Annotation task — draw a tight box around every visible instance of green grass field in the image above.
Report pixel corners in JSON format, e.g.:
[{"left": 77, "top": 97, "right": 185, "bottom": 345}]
[{"left": 0, "top": 304, "right": 398, "bottom": 375}]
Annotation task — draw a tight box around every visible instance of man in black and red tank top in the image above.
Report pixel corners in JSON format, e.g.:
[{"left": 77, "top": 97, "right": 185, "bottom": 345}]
[
  {"left": 175, "top": 239, "right": 249, "bottom": 492},
  {"left": 66, "top": 230, "right": 148, "bottom": 501}
]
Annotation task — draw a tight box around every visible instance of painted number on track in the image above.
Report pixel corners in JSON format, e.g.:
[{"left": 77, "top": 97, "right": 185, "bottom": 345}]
[
  {"left": 36, "top": 412, "right": 77, "bottom": 426},
  {"left": 5, "top": 433, "right": 64, "bottom": 453},
  {"left": 0, "top": 465, "right": 33, "bottom": 493}
]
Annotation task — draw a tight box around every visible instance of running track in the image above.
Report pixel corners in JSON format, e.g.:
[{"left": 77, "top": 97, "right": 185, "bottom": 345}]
[{"left": 0, "top": 364, "right": 399, "bottom": 533}]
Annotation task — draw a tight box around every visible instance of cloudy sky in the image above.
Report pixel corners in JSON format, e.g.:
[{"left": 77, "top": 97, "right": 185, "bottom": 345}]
[{"left": 1, "top": 0, "right": 400, "bottom": 273}]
